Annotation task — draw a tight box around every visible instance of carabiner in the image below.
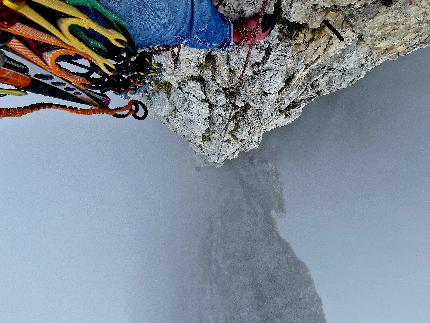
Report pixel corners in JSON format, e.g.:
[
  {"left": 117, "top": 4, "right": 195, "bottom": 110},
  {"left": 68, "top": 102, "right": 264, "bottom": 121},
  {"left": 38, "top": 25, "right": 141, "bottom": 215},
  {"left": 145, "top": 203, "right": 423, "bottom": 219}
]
[
  {"left": 131, "top": 101, "right": 148, "bottom": 120},
  {"left": 2, "top": 0, "right": 26, "bottom": 10}
]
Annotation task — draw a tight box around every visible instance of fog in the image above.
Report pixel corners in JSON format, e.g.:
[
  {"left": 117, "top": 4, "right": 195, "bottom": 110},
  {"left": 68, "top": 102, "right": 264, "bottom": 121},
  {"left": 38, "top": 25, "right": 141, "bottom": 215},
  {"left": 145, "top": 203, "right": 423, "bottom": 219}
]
[
  {"left": 0, "top": 80, "right": 324, "bottom": 322},
  {"left": 270, "top": 47, "right": 430, "bottom": 323},
  {"left": 0, "top": 47, "right": 429, "bottom": 323}
]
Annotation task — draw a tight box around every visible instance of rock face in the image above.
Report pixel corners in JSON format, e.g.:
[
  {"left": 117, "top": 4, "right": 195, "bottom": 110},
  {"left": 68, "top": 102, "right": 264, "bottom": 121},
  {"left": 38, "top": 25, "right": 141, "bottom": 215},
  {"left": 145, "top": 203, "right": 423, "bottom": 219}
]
[
  {"left": 185, "top": 152, "right": 327, "bottom": 322},
  {"left": 134, "top": 0, "right": 429, "bottom": 164}
]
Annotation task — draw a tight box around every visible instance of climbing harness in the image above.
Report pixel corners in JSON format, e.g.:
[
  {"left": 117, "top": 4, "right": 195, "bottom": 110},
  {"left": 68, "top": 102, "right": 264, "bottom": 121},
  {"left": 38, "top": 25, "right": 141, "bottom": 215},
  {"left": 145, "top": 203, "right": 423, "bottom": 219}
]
[{"left": 0, "top": 0, "right": 161, "bottom": 120}]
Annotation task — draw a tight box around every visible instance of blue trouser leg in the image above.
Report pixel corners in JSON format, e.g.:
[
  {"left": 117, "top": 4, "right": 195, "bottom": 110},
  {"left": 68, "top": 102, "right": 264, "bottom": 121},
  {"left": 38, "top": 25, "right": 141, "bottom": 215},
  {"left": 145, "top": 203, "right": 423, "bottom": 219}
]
[{"left": 97, "top": 0, "right": 233, "bottom": 50}]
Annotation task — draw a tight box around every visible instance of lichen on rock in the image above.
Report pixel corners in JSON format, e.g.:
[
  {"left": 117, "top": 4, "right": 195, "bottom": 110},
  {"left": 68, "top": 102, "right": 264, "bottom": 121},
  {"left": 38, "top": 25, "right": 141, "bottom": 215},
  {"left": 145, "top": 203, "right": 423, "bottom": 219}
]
[{"left": 133, "top": 0, "right": 430, "bottom": 165}]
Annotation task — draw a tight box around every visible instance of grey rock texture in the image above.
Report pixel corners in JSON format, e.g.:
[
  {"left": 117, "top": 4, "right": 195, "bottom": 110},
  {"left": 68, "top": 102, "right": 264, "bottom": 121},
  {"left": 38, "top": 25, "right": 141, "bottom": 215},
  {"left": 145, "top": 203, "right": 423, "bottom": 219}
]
[
  {"left": 134, "top": 0, "right": 430, "bottom": 164},
  {"left": 183, "top": 152, "right": 327, "bottom": 322}
]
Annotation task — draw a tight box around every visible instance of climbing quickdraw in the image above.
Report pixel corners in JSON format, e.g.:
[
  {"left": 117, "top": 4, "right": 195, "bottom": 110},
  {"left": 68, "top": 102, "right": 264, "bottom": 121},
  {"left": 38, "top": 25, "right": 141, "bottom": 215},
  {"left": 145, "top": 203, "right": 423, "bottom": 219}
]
[{"left": 0, "top": 0, "right": 161, "bottom": 120}]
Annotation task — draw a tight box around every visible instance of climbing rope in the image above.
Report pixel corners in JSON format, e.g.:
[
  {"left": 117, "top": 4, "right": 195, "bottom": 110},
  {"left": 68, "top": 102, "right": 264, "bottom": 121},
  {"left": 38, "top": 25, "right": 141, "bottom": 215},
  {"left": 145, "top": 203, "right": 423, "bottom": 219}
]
[
  {"left": 0, "top": 100, "right": 146, "bottom": 119},
  {"left": 218, "top": 0, "right": 271, "bottom": 157}
]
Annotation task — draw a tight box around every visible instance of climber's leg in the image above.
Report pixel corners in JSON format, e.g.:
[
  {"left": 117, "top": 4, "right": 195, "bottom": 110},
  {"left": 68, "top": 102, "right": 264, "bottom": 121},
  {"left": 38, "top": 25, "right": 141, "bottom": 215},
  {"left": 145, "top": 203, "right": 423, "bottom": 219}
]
[{"left": 96, "top": 0, "right": 233, "bottom": 50}]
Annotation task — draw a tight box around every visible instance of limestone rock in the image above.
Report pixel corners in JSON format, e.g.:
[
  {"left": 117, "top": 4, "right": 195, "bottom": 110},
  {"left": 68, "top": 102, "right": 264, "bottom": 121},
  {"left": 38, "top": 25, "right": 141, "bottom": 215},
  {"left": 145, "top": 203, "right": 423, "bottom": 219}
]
[{"left": 133, "top": 0, "right": 430, "bottom": 165}]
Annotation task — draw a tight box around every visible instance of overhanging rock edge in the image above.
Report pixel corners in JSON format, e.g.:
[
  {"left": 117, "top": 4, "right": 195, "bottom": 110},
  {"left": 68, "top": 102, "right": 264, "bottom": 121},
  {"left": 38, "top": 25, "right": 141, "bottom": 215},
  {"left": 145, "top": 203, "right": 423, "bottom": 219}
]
[{"left": 132, "top": 0, "right": 430, "bottom": 165}]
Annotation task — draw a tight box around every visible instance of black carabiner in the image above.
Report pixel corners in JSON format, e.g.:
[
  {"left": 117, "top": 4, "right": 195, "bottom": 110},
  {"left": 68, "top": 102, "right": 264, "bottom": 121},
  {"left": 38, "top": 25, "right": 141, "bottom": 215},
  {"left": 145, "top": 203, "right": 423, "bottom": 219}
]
[
  {"left": 112, "top": 101, "right": 148, "bottom": 120},
  {"left": 131, "top": 101, "right": 148, "bottom": 120}
]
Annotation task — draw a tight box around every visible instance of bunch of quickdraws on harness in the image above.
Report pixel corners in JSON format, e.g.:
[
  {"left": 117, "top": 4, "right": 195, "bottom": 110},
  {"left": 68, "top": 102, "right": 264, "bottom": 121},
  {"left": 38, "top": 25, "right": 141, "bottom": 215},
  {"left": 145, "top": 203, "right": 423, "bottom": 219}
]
[{"left": 0, "top": 0, "right": 161, "bottom": 120}]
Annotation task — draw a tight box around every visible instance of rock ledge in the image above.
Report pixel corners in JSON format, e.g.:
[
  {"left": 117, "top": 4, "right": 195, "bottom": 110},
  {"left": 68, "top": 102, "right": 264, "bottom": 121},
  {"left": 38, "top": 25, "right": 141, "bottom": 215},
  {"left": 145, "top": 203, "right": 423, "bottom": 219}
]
[{"left": 134, "top": 0, "right": 429, "bottom": 165}]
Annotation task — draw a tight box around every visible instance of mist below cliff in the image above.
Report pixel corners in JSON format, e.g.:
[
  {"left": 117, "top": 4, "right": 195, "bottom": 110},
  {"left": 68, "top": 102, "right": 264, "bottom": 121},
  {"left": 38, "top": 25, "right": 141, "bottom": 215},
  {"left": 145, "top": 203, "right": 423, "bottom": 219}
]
[
  {"left": 1, "top": 44, "right": 428, "bottom": 323},
  {"left": 268, "top": 47, "right": 430, "bottom": 323},
  {"left": 0, "top": 94, "right": 325, "bottom": 323}
]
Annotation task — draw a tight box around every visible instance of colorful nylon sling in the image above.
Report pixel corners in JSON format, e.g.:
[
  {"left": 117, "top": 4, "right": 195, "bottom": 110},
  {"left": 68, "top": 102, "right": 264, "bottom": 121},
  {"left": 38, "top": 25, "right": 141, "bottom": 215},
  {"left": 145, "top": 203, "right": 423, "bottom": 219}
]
[{"left": 0, "top": 0, "right": 160, "bottom": 120}]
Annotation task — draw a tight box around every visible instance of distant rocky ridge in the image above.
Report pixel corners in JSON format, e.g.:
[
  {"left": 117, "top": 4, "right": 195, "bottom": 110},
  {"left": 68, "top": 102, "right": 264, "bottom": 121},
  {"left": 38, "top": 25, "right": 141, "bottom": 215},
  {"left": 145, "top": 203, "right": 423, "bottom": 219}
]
[
  {"left": 185, "top": 153, "right": 327, "bottom": 322},
  {"left": 134, "top": 0, "right": 429, "bottom": 165}
]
